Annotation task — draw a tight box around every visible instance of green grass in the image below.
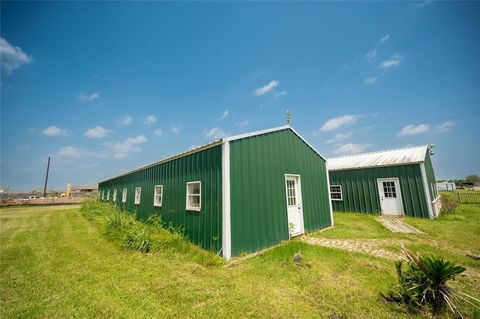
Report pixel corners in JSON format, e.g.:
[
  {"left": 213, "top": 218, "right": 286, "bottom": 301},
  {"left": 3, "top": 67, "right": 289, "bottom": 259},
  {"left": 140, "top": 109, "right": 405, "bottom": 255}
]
[
  {"left": 317, "top": 205, "right": 480, "bottom": 269},
  {"left": 1, "top": 203, "right": 479, "bottom": 318}
]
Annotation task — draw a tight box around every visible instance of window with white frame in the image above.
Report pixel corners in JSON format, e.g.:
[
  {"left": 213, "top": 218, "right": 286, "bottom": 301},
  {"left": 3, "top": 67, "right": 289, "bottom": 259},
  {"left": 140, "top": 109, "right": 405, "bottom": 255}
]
[
  {"left": 113, "top": 189, "right": 117, "bottom": 202},
  {"left": 101, "top": 190, "right": 105, "bottom": 200},
  {"left": 154, "top": 185, "right": 163, "bottom": 207},
  {"left": 122, "top": 188, "right": 127, "bottom": 203},
  {"left": 107, "top": 190, "right": 110, "bottom": 201},
  {"left": 135, "top": 187, "right": 141, "bottom": 205},
  {"left": 330, "top": 185, "right": 343, "bottom": 201},
  {"left": 186, "top": 181, "right": 201, "bottom": 211}
]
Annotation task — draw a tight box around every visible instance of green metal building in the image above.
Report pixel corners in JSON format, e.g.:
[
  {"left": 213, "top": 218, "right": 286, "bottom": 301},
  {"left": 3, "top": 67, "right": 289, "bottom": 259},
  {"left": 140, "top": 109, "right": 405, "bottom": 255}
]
[
  {"left": 328, "top": 145, "right": 441, "bottom": 219},
  {"left": 98, "top": 126, "right": 333, "bottom": 259}
]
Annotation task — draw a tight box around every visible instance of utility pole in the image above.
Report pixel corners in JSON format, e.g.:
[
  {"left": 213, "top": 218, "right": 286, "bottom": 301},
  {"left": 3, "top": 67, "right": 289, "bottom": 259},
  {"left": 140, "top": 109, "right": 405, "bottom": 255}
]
[
  {"left": 43, "top": 156, "right": 51, "bottom": 198},
  {"left": 286, "top": 110, "right": 292, "bottom": 125}
]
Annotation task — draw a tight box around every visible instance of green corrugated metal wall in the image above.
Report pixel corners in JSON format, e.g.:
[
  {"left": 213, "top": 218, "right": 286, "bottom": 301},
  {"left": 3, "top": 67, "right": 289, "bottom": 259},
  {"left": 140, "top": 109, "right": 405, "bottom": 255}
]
[
  {"left": 229, "top": 129, "right": 332, "bottom": 256},
  {"left": 98, "top": 145, "right": 223, "bottom": 252},
  {"left": 424, "top": 152, "right": 438, "bottom": 200},
  {"left": 329, "top": 164, "right": 430, "bottom": 218}
]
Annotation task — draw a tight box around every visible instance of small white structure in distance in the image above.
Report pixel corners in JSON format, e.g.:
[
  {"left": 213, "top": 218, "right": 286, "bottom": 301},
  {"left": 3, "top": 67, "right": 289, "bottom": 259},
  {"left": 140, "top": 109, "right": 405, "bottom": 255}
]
[{"left": 436, "top": 182, "right": 456, "bottom": 191}]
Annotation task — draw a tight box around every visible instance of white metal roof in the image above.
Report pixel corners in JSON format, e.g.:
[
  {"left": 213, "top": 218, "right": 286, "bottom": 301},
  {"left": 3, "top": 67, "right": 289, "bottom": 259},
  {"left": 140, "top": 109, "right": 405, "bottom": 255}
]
[
  {"left": 99, "top": 125, "right": 325, "bottom": 183},
  {"left": 327, "top": 145, "right": 430, "bottom": 171}
]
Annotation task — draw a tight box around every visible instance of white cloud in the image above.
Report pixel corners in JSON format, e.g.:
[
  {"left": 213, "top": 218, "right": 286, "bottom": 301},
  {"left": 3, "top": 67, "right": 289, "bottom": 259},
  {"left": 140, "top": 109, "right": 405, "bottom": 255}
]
[
  {"left": 433, "top": 121, "right": 455, "bottom": 133},
  {"left": 57, "top": 146, "right": 106, "bottom": 159},
  {"left": 397, "top": 124, "right": 430, "bottom": 137},
  {"left": 326, "top": 132, "right": 353, "bottom": 144},
  {"left": 111, "top": 135, "right": 147, "bottom": 159},
  {"left": 154, "top": 128, "right": 164, "bottom": 136},
  {"left": 0, "top": 37, "right": 32, "bottom": 73},
  {"left": 235, "top": 120, "right": 250, "bottom": 128},
  {"left": 378, "top": 53, "right": 405, "bottom": 70},
  {"left": 57, "top": 146, "right": 82, "bottom": 158},
  {"left": 83, "top": 126, "right": 110, "bottom": 138},
  {"left": 220, "top": 110, "right": 229, "bottom": 120},
  {"left": 43, "top": 125, "right": 70, "bottom": 137},
  {"left": 365, "top": 77, "right": 377, "bottom": 85},
  {"left": 77, "top": 92, "right": 100, "bottom": 102},
  {"left": 274, "top": 91, "right": 288, "bottom": 98},
  {"left": 117, "top": 115, "right": 132, "bottom": 126},
  {"left": 333, "top": 143, "right": 373, "bottom": 155},
  {"left": 380, "top": 34, "right": 390, "bottom": 43},
  {"left": 315, "top": 114, "right": 360, "bottom": 134},
  {"left": 254, "top": 80, "right": 279, "bottom": 96},
  {"left": 143, "top": 115, "right": 157, "bottom": 125},
  {"left": 171, "top": 125, "right": 182, "bottom": 134},
  {"left": 204, "top": 127, "right": 226, "bottom": 140},
  {"left": 366, "top": 49, "right": 377, "bottom": 59}
]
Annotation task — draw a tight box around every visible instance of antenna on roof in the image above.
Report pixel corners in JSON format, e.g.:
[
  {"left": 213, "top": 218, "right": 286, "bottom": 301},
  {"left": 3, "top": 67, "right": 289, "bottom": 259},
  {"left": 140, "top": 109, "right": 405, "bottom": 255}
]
[{"left": 286, "top": 110, "right": 291, "bottom": 125}]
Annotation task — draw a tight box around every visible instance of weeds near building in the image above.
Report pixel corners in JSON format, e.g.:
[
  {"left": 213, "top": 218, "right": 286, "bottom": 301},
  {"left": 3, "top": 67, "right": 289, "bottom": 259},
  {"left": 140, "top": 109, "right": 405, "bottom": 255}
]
[
  {"left": 440, "top": 193, "right": 459, "bottom": 214},
  {"left": 81, "top": 200, "right": 222, "bottom": 266}
]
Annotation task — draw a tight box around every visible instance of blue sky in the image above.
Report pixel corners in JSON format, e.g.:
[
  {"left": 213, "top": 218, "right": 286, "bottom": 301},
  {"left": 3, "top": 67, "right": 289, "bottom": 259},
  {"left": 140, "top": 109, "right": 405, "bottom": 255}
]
[{"left": 1, "top": 1, "right": 479, "bottom": 191}]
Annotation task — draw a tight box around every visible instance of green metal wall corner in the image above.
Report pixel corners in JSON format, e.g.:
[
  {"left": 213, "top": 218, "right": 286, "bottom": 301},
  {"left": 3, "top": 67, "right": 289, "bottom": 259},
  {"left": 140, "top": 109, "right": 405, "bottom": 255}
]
[
  {"left": 229, "top": 129, "right": 331, "bottom": 256},
  {"left": 98, "top": 145, "right": 223, "bottom": 252}
]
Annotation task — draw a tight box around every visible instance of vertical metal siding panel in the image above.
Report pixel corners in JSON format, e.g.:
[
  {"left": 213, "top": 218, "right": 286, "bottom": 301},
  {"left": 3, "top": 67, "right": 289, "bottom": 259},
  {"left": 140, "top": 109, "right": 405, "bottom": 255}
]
[
  {"left": 98, "top": 145, "right": 222, "bottom": 252},
  {"left": 328, "top": 164, "right": 429, "bottom": 218},
  {"left": 229, "top": 129, "right": 330, "bottom": 256}
]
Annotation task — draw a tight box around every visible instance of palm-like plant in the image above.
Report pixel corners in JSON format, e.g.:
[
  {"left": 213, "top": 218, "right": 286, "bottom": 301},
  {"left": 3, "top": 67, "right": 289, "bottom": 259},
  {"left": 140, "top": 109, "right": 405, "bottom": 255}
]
[{"left": 391, "top": 249, "right": 480, "bottom": 317}]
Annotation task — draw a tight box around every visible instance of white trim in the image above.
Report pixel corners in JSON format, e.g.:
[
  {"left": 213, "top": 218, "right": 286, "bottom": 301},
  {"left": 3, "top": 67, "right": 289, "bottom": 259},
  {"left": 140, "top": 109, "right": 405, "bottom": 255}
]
[
  {"left": 113, "top": 189, "right": 117, "bottom": 202},
  {"left": 134, "top": 187, "right": 141, "bottom": 205},
  {"left": 284, "top": 174, "right": 305, "bottom": 237},
  {"left": 153, "top": 185, "right": 163, "bottom": 207},
  {"left": 224, "top": 125, "right": 290, "bottom": 142},
  {"left": 420, "top": 163, "right": 434, "bottom": 219},
  {"left": 325, "top": 165, "right": 334, "bottom": 226},
  {"left": 329, "top": 185, "right": 343, "bottom": 201},
  {"left": 376, "top": 178, "right": 405, "bottom": 217},
  {"left": 224, "top": 125, "right": 327, "bottom": 161},
  {"left": 122, "top": 188, "right": 127, "bottom": 203},
  {"left": 288, "top": 126, "right": 327, "bottom": 161},
  {"left": 98, "top": 140, "right": 223, "bottom": 183},
  {"left": 186, "top": 181, "right": 201, "bottom": 211},
  {"left": 99, "top": 125, "right": 326, "bottom": 184},
  {"left": 222, "top": 141, "right": 231, "bottom": 260}
]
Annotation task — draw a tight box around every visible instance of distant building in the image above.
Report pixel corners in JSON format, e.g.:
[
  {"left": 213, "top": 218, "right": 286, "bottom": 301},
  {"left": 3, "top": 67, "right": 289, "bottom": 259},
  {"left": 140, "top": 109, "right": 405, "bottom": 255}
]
[
  {"left": 436, "top": 182, "right": 456, "bottom": 191},
  {"left": 72, "top": 185, "right": 98, "bottom": 194},
  {"left": 328, "top": 145, "right": 441, "bottom": 219}
]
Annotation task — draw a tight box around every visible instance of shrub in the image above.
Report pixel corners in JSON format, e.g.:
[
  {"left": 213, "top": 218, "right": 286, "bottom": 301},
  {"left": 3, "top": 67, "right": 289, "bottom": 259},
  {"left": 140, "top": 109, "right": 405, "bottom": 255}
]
[
  {"left": 440, "top": 193, "right": 458, "bottom": 214},
  {"left": 385, "top": 249, "right": 476, "bottom": 316}
]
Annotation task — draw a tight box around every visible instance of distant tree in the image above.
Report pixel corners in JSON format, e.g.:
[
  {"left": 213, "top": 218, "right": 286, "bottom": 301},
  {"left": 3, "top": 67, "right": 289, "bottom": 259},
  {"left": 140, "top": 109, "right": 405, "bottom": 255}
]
[
  {"left": 465, "top": 175, "right": 480, "bottom": 186},
  {"left": 453, "top": 179, "right": 465, "bottom": 186}
]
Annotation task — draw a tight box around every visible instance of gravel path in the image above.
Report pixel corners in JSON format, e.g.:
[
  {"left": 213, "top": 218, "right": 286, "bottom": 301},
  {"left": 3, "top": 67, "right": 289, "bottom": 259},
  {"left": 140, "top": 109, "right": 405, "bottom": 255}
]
[
  {"left": 302, "top": 236, "right": 403, "bottom": 260},
  {"left": 376, "top": 218, "right": 425, "bottom": 234}
]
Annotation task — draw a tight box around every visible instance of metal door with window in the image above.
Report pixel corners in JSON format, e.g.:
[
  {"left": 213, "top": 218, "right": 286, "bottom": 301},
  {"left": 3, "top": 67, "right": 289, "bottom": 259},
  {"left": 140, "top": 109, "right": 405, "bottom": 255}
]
[
  {"left": 377, "top": 178, "right": 404, "bottom": 216},
  {"left": 285, "top": 175, "right": 304, "bottom": 236}
]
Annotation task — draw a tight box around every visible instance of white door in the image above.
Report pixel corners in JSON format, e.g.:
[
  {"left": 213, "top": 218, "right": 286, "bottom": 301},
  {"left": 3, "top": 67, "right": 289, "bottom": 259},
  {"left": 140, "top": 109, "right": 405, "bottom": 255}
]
[
  {"left": 377, "top": 178, "right": 404, "bottom": 217},
  {"left": 285, "top": 175, "right": 304, "bottom": 237}
]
